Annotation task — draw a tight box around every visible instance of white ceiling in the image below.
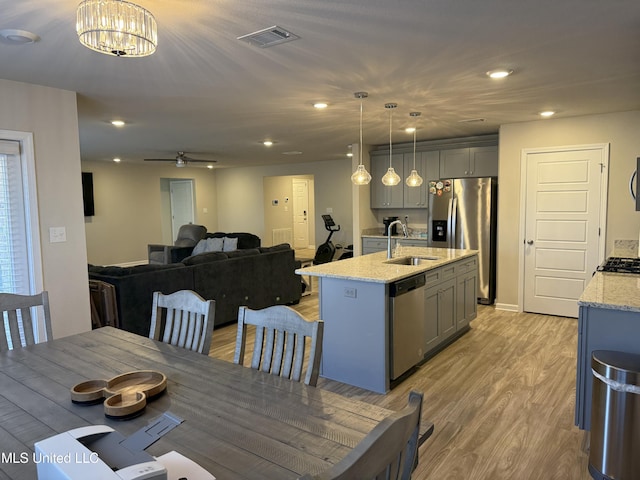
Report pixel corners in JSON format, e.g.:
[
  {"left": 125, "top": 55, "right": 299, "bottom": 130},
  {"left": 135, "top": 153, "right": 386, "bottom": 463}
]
[{"left": 1, "top": 0, "right": 639, "bottom": 169}]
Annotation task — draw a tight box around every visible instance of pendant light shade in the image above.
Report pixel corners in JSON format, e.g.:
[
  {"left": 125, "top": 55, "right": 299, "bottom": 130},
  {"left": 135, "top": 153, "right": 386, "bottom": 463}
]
[
  {"left": 76, "top": 0, "right": 158, "bottom": 57},
  {"left": 351, "top": 92, "right": 372, "bottom": 185},
  {"left": 381, "top": 103, "right": 401, "bottom": 186},
  {"left": 405, "top": 112, "right": 423, "bottom": 187}
]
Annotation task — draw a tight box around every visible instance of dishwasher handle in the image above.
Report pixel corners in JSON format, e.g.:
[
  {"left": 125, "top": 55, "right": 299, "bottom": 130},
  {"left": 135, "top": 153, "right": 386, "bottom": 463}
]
[{"left": 390, "top": 274, "right": 426, "bottom": 297}]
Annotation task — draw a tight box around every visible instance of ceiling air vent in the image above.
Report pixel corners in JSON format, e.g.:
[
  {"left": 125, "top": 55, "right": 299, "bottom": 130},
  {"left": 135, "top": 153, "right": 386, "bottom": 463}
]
[{"left": 237, "top": 26, "right": 299, "bottom": 48}]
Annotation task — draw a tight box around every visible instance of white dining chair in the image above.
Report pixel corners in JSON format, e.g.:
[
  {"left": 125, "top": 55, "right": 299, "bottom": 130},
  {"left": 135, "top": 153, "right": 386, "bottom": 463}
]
[
  {"left": 234, "top": 305, "right": 324, "bottom": 386},
  {"left": 149, "top": 290, "right": 215, "bottom": 354},
  {"left": 298, "top": 390, "right": 424, "bottom": 480},
  {"left": 0, "top": 291, "right": 53, "bottom": 350}
]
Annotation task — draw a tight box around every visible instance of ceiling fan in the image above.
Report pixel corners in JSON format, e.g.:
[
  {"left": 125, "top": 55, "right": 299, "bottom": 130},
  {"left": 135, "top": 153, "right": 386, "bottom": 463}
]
[{"left": 144, "top": 151, "right": 216, "bottom": 167}]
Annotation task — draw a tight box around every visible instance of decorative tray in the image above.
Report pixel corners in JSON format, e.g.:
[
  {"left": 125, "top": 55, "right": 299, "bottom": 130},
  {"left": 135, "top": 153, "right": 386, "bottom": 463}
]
[{"left": 71, "top": 370, "right": 167, "bottom": 419}]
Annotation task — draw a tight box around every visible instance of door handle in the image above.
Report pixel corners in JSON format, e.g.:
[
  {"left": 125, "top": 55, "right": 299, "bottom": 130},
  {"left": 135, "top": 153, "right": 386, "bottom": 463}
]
[{"left": 526, "top": 240, "right": 534, "bottom": 245}]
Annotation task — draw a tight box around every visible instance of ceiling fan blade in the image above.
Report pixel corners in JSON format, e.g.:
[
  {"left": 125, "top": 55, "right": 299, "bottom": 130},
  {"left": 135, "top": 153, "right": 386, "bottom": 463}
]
[
  {"left": 143, "top": 158, "right": 178, "bottom": 162},
  {"left": 182, "top": 158, "right": 217, "bottom": 163}
]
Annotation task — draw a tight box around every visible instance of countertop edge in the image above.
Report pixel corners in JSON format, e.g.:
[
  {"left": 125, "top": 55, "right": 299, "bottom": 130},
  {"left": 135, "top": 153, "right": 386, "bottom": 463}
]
[
  {"left": 578, "top": 271, "right": 640, "bottom": 312},
  {"left": 296, "top": 248, "right": 478, "bottom": 284}
]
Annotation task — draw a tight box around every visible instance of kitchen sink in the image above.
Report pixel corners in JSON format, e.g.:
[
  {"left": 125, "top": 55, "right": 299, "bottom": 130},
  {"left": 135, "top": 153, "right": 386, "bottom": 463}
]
[{"left": 384, "top": 256, "right": 439, "bottom": 265}]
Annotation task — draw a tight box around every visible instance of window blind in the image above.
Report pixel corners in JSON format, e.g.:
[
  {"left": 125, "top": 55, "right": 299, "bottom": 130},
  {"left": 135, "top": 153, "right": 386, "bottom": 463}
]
[{"left": 0, "top": 140, "right": 29, "bottom": 294}]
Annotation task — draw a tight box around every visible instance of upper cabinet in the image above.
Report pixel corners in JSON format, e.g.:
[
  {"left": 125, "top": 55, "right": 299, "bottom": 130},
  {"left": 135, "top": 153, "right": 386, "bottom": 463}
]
[
  {"left": 439, "top": 146, "right": 498, "bottom": 178},
  {"left": 370, "top": 153, "right": 405, "bottom": 208},
  {"left": 403, "top": 151, "right": 439, "bottom": 208}
]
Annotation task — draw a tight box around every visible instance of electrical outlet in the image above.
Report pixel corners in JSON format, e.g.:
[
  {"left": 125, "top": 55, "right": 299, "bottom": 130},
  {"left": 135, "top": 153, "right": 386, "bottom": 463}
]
[{"left": 344, "top": 287, "right": 357, "bottom": 298}]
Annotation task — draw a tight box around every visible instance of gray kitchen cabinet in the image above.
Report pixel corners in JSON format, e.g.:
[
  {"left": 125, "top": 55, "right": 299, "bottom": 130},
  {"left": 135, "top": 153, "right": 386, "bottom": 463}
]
[
  {"left": 456, "top": 269, "right": 477, "bottom": 330},
  {"left": 424, "top": 277, "right": 457, "bottom": 353},
  {"left": 440, "top": 146, "right": 498, "bottom": 178},
  {"left": 371, "top": 152, "right": 405, "bottom": 208},
  {"left": 403, "top": 151, "right": 439, "bottom": 208}
]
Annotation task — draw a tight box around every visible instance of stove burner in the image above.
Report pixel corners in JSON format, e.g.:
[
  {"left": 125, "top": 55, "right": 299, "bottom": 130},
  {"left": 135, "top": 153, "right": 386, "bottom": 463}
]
[{"left": 598, "top": 257, "right": 640, "bottom": 274}]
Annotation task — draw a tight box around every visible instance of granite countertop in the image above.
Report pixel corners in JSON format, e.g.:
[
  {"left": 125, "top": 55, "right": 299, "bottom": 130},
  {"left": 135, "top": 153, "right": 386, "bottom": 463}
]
[
  {"left": 578, "top": 239, "right": 640, "bottom": 312},
  {"left": 361, "top": 234, "right": 429, "bottom": 240},
  {"left": 295, "top": 247, "right": 477, "bottom": 284}
]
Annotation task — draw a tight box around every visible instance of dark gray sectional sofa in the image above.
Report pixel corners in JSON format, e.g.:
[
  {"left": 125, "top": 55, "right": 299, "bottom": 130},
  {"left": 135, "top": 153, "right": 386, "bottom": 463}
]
[{"left": 88, "top": 243, "right": 302, "bottom": 336}]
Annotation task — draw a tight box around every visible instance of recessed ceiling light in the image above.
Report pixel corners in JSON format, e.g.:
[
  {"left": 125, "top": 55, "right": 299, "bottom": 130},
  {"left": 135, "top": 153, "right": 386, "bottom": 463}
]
[
  {"left": 0, "top": 29, "right": 40, "bottom": 45},
  {"left": 207, "top": 165, "right": 214, "bottom": 169},
  {"left": 111, "top": 120, "right": 125, "bottom": 127},
  {"left": 347, "top": 152, "right": 353, "bottom": 157},
  {"left": 263, "top": 140, "right": 273, "bottom": 146},
  {"left": 313, "top": 102, "right": 328, "bottom": 109},
  {"left": 405, "top": 127, "right": 416, "bottom": 133},
  {"left": 486, "top": 69, "right": 513, "bottom": 79},
  {"left": 113, "top": 158, "right": 121, "bottom": 163},
  {"left": 539, "top": 111, "right": 555, "bottom": 117}
]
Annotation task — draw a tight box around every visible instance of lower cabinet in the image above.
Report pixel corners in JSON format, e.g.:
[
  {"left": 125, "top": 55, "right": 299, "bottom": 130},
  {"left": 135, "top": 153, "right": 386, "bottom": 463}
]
[
  {"left": 424, "top": 278, "right": 456, "bottom": 352},
  {"left": 423, "top": 256, "right": 477, "bottom": 359}
]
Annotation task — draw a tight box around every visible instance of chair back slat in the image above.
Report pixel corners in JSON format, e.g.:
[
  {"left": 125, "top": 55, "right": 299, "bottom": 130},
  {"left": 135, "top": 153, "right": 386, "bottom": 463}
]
[
  {"left": 0, "top": 291, "right": 52, "bottom": 350},
  {"left": 149, "top": 290, "right": 215, "bottom": 354},
  {"left": 234, "top": 305, "right": 324, "bottom": 386},
  {"left": 297, "top": 391, "right": 424, "bottom": 480}
]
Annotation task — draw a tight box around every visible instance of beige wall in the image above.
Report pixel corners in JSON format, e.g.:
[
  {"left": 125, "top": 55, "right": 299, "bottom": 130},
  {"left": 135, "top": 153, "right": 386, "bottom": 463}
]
[
  {"left": 82, "top": 160, "right": 218, "bottom": 265},
  {"left": 0, "top": 79, "right": 91, "bottom": 339},
  {"left": 216, "top": 159, "right": 353, "bottom": 248},
  {"left": 263, "top": 175, "right": 315, "bottom": 248},
  {"left": 497, "top": 110, "right": 640, "bottom": 310}
]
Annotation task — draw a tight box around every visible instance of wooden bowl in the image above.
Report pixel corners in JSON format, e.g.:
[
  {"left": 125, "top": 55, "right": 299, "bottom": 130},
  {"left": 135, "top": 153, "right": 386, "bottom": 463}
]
[{"left": 70, "top": 370, "right": 167, "bottom": 418}]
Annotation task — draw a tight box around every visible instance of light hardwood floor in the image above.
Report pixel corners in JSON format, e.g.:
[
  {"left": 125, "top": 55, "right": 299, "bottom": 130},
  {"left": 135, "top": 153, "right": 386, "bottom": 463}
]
[{"left": 209, "top": 288, "right": 592, "bottom": 480}]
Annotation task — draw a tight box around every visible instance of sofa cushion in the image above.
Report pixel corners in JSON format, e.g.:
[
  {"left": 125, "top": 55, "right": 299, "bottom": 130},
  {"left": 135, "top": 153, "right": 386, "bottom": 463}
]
[
  {"left": 182, "top": 251, "right": 228, "bottom": 266},
  {"left": 259, "top": 243, "right": 291, "bottom": 254},
  {"left": 224, "top": 248, "right": 260, "bottom": 259},
  {"left": 206, "top": 232, "right": 260, "bottom": 249},
  {"left": 223, "top": 236, "right": 238, "bottom": 252},
  {"left": 192, "top": 239, "right": 209, "bottom": 256},
  {"left": 88, "top": 264, "right": 184, "bottom": 276}
]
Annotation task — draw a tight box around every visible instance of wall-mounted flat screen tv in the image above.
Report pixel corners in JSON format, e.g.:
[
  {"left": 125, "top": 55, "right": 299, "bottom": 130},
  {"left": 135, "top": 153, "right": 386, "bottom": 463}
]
[{"left": 82, "top": 172, "right": 95, "bottom": 216}]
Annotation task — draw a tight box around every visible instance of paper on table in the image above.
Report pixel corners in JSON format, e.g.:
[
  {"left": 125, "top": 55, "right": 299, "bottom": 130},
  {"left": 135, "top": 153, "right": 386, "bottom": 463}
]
[{"left": 156, "top": 451, "right": 216, "bottom": 480}]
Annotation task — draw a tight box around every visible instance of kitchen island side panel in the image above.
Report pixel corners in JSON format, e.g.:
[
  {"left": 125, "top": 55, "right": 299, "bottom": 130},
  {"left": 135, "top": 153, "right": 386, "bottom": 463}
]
[
  {"left": 318, "top": 277, "right": 389, "bottom": 393},
  {"left": 576, "top": 305, "right": 640, "bottom": 430}
]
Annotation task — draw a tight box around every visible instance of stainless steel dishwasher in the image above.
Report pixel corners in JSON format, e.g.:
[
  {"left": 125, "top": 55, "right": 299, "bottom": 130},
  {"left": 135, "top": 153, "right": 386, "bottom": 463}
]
[{"left": 389, "top": 273, "right": 426, "bottom": 380}]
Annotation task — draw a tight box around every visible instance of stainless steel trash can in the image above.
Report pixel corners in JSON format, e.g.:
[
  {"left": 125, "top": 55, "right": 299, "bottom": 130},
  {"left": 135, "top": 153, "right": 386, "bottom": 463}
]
[{"left": 589, "top": 350, "right": 640, "bottom": 480}]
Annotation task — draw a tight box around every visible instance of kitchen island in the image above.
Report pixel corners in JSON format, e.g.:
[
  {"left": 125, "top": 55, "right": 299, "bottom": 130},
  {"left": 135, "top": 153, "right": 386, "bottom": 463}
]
[
  {"left": 575, "top": 241, "right": 640, "bottom": 430},
  {"left": 296, "top": 247, "right": 478, "bottom": 393}
]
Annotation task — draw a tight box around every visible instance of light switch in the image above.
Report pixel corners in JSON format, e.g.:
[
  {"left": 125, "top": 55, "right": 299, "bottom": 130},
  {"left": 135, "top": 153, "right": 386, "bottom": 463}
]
[
  {"left": 203, "top": 207, "right": 208, "bottom": 214},
  {"left": 49, "top": 226, "right": 66, "bottom": 243}
]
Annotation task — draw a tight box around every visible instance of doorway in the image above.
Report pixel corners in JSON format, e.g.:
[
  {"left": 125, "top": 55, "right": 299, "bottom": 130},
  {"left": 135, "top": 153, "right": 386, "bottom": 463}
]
[
  {"left": 520, "top": 144, "right": 609, "bottom": 317},
  {"left": 263, "top": 175, "right": 315, "bottom": 249},
  {"left": 170, "top": 180, "right": 195, "bottom": 241}
]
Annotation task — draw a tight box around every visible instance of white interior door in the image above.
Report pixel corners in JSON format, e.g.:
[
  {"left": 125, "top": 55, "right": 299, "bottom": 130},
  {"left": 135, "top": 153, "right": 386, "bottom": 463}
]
[
  {"left": 170, "top": 180, "right": 195, "bottom": 241},
  {"left": 523, "top": 145, "right": 608, "bottom": 317},
  {"left": 292, "top": 179, "right": 309, "bottom": 249}
]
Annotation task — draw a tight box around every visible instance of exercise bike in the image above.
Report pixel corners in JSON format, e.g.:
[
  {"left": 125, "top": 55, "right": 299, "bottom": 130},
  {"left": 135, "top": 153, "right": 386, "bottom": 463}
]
[{"left": 313, "top": 214, "right": 341, "bottom": 264}]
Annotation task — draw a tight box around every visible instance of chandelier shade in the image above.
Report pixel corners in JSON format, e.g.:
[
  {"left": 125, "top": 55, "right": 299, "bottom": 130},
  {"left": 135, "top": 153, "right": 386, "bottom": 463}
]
[
  {"left": 351, "top": 92, "right": 372, "bottom": 185},
  {"left": 381, "top": 103, "right": 400, "bottom": 186},
  {"left": 405, "top": 112, "right": 423, "bottom": 187},
  {"left": 76, "top": 0, "right": 158, "bottom": 57}
]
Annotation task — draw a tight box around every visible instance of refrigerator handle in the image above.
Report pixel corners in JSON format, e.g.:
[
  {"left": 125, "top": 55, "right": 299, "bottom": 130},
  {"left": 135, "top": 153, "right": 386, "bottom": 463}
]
[{"left": 448, "top": 197, "right": 457, "bottom": 249}]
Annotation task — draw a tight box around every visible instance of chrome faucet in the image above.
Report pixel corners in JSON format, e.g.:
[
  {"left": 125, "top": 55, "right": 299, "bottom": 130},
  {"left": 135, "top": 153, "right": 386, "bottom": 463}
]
[{"left": 387, "top": 220, "right": 408, "bottom": 259}]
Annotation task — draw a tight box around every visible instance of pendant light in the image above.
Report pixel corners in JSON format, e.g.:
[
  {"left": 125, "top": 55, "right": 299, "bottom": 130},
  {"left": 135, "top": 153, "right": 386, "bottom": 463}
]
[
  {"left": 351, "top": 92, "right": 372, "bottom": 185},
  {"left": 405, "top": 112, "right": 424, "bottom": 187},
  {"left": 381, "top": 103, "right": 401, "bottom": 186}
]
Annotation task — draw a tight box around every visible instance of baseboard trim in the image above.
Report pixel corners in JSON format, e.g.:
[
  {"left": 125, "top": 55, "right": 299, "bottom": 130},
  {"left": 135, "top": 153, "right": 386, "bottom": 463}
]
[{"left": 495, "top": 303, "right": 519, "bottom": 312}]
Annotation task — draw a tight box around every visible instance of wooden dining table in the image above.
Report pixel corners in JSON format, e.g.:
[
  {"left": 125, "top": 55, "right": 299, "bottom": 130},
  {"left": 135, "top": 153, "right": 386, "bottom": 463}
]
[{"left": 0, "top": 326, "right": 400, "bottom": 480}]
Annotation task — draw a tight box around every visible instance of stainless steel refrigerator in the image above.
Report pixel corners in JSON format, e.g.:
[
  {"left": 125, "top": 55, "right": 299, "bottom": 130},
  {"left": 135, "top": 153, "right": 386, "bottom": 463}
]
[{"left": 427, "top": 177, "right": 497, "bottom": 304}]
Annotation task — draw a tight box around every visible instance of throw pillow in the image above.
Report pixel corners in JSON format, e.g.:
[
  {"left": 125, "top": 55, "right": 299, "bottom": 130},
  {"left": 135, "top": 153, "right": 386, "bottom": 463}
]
[
  {"left": 206, "top": 237, "right": 224, "bottom": 252},
  {"left": 192, "top": 239, "right": 209, "bottom": 256},
  {"left": 223, "top": 236, "right": 238, "bottom": 252}
]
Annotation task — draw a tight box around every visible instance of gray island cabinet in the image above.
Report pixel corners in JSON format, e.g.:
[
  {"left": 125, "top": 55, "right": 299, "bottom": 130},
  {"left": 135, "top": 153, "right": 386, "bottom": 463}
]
[
  {"left": 296, "top": 248, "right": 478, "bottom": 393},
  {"left": 575, "top": 271, "right": 640, "bottom": 430}
]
